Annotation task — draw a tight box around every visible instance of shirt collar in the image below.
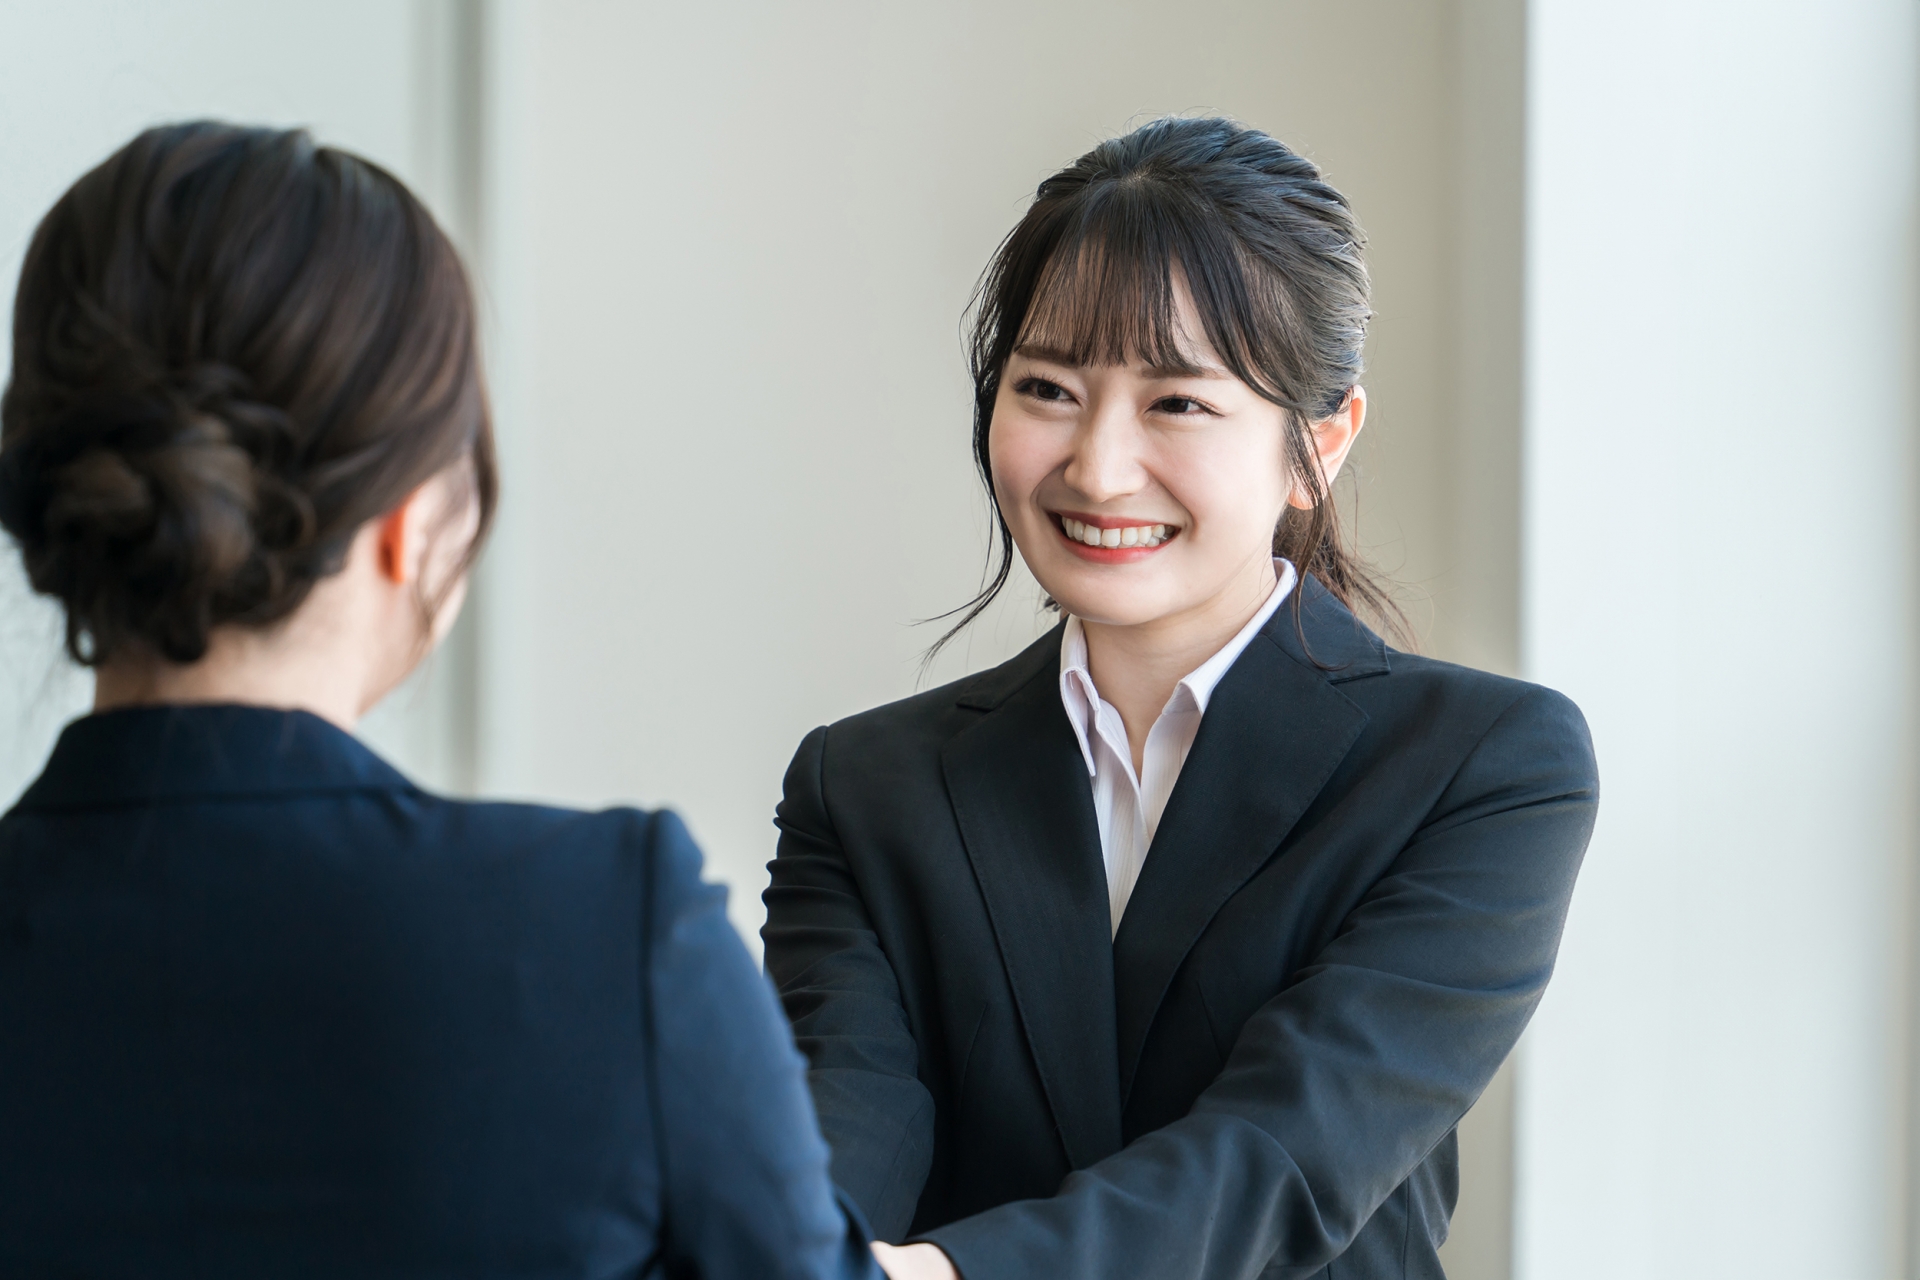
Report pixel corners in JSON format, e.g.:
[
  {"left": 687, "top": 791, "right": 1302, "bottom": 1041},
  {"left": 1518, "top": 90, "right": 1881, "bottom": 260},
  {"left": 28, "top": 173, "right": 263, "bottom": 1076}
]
[
  {"left": 1057, "top": 558, "right": 1298, "bottom": 777},
  {"left": 1177, "top": 557, "right": 1297, "bottom": 714},
  {"left": 1058, "top": 621, "right": 1100, "bottom": 776}
]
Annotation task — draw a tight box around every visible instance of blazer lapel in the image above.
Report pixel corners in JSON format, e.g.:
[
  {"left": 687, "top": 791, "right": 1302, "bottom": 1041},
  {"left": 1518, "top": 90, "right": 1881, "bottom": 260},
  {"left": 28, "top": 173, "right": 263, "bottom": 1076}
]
[
  {"left": 1111, "top": 581, "right": 1385, "bottom": 1101},
  {"left": 941, "top": 631, "right": 1124, "bottom": 1170}
]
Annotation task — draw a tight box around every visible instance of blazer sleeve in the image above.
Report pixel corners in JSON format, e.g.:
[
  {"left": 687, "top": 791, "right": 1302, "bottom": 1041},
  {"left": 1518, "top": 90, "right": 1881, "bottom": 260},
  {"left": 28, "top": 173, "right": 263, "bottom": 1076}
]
[
  {"left": 762, "top": 726, "right": 938, "bottom": 1242},
  {"left": 920, "top": 686, "right": 1599, "bottom": 1280},
  {"left": 640, "top": 808, "right": 882, "bottom": 1280}
]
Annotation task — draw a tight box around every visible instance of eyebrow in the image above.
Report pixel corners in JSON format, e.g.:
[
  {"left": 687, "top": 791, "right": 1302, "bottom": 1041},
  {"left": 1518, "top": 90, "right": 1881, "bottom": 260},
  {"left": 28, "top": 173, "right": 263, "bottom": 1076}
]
[{"left": 1012, "top": 342, "right": 1230, "bottom": 380}]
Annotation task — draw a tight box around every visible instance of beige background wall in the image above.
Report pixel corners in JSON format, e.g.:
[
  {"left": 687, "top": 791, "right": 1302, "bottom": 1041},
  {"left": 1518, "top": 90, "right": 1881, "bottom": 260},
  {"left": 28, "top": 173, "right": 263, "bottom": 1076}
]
[
  {"left": 474, "top": 3, "right": 1523, "bottom": 1274},
  {"left": 479, "top": 0, "right": 1510, "bottom": 923}
]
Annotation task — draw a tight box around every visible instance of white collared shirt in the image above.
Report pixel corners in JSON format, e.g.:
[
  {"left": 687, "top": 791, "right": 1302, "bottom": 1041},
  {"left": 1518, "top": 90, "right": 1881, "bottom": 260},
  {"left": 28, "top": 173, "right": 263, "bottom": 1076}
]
[{"left": 1058, "top": 558, "right": 1298, "bottom": 935}]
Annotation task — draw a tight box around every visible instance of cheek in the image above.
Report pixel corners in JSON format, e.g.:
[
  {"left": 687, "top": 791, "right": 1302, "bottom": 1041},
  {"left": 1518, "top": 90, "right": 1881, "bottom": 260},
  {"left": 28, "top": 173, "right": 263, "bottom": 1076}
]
[
  {"left": 429, "top": 574, "right": 470, "bottom": 644},
  {"left": 986, "top": 407, "right": 1055, "bottom": 512},
  {"left": 1162, "top": 432, "right": 1291, "bottom": 538},
  {"left": 419, "top": 499, "right": 481, "bottom": 599}
]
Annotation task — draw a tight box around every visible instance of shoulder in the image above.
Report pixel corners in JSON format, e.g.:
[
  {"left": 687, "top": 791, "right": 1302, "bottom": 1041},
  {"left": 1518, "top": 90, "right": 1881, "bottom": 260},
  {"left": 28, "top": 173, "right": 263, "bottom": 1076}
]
[
  {"left": 774, "top": 629, "right": 1063, "bottom": 834},
  {"left": 803, "top": 625, "right": 1062, "bottom": 761},
  {"left": 1363, "top": 648, "right": 1580, "bottom": 718},
  {"left": 405, "top": 792, "right": 646, "bottom": 851},
  {"left": 1378, "top": 649, "right": 1587, "bottom": 732},
  {"left": 1264, "top": 580, "right": 1591, "bottom": 769},
  {"left": 1351, "top": 650, "right": 1596, "bottom": 795},
  {"left": 395, "top": 796, "right": 711, "bottom": 901}
]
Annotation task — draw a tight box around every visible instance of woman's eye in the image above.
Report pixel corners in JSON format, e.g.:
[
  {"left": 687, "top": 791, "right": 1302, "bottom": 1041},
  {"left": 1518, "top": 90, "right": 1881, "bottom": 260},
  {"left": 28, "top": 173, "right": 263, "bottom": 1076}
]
[
  {"left": 1018, "top": 377, "right": 1072, "bottom": 403},
  {"left": 1153, "top": 396, "right": 1210, "bottom": 415}
]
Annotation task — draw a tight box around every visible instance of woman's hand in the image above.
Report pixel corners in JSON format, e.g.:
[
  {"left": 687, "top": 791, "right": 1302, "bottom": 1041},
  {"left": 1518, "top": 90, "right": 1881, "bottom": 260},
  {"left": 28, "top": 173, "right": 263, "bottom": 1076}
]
[{"left": 871, "top": 1240, "right": 959, "bottom": 1280}]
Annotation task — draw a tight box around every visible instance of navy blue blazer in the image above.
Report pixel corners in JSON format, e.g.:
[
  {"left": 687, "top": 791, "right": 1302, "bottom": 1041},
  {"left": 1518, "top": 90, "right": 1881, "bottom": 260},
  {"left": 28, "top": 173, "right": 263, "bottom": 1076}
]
[
  {"left": 0, "top": 705, "right": 879, "bottom": 1280},
  {"left": 764, "top": 579, "right": 1598, "bottom": 1279}
]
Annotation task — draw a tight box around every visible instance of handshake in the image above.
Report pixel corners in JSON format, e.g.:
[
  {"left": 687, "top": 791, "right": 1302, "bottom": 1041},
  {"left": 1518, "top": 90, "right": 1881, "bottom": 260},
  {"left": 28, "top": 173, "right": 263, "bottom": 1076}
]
[{"left": 873, "top": 1242, "right": 958, "bottom": 1280}]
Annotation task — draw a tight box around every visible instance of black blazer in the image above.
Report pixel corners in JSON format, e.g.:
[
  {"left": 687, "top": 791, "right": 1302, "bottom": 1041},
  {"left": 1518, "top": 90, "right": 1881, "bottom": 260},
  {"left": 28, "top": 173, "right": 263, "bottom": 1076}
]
[
  {"left": 0, "top": 705, "right": 877, "bottom": 1280},
  {"left": 763, "top": 579, "right": 1597, "bottom": 1280}
]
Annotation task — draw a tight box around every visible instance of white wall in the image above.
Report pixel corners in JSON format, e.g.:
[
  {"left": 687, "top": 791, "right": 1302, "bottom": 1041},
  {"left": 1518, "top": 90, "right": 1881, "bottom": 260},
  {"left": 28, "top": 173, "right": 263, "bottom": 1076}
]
[
  {"left": 0, "top": 0, "right": 468, "bottom": 802},
  {"left": 1516, "top": 1, "right": 1918, "bottom": 1276}
]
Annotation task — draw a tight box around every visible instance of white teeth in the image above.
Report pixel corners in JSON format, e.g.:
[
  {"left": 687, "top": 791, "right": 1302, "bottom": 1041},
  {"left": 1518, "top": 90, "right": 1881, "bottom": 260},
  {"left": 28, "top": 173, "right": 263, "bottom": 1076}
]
[{"left": 1060, "top": 518, "right": 1177, "bottom": 548}]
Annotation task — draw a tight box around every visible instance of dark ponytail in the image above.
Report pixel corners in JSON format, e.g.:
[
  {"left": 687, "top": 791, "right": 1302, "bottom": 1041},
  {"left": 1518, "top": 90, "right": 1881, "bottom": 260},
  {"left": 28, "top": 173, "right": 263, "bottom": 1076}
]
[{"left": 0, "top": 121, "right": 495, "bottom": 666}]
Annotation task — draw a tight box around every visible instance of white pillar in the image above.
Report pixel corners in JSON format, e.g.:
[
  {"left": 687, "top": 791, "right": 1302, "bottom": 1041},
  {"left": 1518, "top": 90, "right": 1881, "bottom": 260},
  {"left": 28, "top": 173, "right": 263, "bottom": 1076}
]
[{"left": 1517, "top": 2, "right": 1918, "bottom": 1276}]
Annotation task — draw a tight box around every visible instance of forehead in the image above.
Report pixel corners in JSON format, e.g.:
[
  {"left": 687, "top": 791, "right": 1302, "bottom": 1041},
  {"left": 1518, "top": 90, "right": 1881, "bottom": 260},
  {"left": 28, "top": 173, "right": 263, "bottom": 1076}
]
[{"left": 1016, "top": 246, "right": 1221, "bottom": 374}]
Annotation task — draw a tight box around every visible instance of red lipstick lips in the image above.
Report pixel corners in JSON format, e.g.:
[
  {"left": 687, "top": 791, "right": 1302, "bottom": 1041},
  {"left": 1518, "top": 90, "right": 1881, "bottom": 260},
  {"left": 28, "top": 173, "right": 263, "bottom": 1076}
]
[{"left": 1053, "top": 512, "right": 1179, "bottom": 564}]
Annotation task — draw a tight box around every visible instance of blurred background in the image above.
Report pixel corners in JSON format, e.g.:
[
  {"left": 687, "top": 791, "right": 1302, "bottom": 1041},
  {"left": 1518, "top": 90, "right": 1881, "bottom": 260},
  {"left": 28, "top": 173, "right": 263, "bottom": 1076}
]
[{"left": 1, "top": 1, "right": 1914, "bottom": 1277}]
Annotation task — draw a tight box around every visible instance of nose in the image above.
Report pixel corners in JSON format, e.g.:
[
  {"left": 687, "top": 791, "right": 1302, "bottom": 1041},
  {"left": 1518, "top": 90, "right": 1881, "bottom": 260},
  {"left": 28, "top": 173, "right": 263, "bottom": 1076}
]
[{"left": 1060, "top": 395, "right": 1149, "bottom": 504}]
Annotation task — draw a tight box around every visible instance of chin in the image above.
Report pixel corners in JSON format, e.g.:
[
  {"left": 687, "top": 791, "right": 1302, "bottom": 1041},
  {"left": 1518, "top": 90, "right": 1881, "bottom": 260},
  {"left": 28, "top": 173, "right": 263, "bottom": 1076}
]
[{"left": 1044, "top": 581, "right": 1184, "bottom": 629}]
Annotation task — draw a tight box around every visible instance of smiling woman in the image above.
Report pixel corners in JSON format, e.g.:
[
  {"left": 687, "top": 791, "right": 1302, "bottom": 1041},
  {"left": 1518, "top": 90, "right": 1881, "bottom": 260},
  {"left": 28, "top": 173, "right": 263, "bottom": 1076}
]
[
  {"left": 988, "top": 277, "right": 1366, "bottom": 778},
  {"left": 933, "top": 115, "right": 1394, "bottom": 666},
  {"left": 763, "top": 116, "right": 1599, "bottom": 1280}
]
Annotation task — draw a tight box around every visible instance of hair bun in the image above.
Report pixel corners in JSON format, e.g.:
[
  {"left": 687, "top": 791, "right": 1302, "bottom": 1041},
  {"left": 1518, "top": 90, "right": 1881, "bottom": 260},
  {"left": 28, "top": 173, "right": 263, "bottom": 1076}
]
[
  {"left": 1, "top": 121, "right": 495, "bottom": 668},
  {"left": 2, "top": 384, "right": 270, "bottom": 663}
]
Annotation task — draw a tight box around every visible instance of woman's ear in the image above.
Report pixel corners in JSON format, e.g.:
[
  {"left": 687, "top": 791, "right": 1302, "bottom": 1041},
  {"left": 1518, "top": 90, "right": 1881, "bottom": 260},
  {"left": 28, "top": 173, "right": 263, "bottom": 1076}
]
[
  {"left": 374, "top": 488, "right": 424, "bottom": 586},
  {"left": 1287, "top": 386, "right": 1367, "bottom": 510}
]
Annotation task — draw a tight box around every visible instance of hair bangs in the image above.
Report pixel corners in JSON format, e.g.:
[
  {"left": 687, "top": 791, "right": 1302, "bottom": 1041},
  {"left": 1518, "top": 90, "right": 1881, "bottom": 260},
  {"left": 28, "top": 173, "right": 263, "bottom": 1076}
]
[
  {"left": 1017, "top": 217, "right": 1192, "bottom": 373},
  {"left": 1013, "top": 188, "right": 1314, "bottom": 417}
]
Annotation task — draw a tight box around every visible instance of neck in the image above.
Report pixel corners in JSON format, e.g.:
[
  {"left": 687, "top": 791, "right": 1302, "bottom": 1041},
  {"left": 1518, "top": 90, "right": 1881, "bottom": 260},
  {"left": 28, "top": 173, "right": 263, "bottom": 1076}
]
[
  {"left": 1081, "top": 553, "right": 1279, "bottom": 771},
  {"left": 91, "top": 576, "right": 389, "bottom": 730}
]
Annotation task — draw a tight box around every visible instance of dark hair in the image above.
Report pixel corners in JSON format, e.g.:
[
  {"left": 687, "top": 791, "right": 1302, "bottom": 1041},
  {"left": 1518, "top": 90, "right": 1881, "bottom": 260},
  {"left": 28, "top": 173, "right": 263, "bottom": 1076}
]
[
  {"left": 936, "top": 115, "right": 1401, "bottom": 655},
  {"left": 0, "top": 121, "right": 495, "bottom": 666}
]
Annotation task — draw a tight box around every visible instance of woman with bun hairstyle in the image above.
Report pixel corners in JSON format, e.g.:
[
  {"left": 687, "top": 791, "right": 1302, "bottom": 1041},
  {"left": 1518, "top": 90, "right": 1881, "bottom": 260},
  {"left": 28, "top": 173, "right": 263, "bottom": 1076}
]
[
  {"left": 0, "top": 123, "right": 878, "bottom": 1280},
  {"left": 764, "top": 117, "right": 1598, "bottom": 1280}
]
